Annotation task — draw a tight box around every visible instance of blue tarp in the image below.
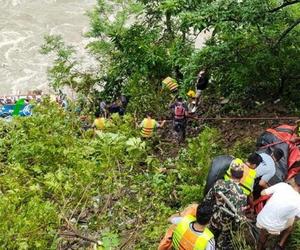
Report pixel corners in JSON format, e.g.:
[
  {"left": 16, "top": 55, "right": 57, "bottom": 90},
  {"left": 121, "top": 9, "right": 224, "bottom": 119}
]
[{"left": 0, "top": 104, "right": 32, "bottom": 118}]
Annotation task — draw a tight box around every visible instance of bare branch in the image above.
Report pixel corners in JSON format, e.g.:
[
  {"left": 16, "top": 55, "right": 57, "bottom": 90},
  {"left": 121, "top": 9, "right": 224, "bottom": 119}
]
[
  {"left": 269, "top": 0, "right": 300, "bottom": 13},
  {"left": 59, "top": 231, "right": 98, "bottom": 244}
]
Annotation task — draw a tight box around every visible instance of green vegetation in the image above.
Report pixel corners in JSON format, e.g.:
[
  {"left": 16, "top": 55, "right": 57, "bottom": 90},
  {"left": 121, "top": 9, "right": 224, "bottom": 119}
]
[
  {"left": 2, "top": 103, "right": 299, "bottom": 249},
  {"left": 41, "top": 0, "right": 300, "bottom": 115},
  {"left": 1, "top": 0, "right": 299, "bottom": 249},
  {"left": 0, "top": 101, "right": 222, "bottom": 249}
]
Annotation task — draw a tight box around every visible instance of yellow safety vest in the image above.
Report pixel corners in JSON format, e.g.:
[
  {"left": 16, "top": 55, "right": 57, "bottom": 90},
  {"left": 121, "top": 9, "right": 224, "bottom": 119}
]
[
  {"left": 224, "top": 165, "right": 256, "bottom": 196},
  {"left": 172, "top": 215, "right": 214, "bottom": 250},
  {"left": 141, "top": 118, "right": 157, "bottom": 138},
  {"left": 94, "top": 118, "right": 106, "bottom": 130},
  {"left": 162, "top": 77, "right": 178, "bottom": 92}
]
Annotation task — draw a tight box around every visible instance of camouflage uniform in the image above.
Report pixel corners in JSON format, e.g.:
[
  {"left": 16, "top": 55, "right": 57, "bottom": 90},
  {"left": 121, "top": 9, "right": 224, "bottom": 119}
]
[{"left": 203, "top": 179, "right": 247, "bottom": 250}]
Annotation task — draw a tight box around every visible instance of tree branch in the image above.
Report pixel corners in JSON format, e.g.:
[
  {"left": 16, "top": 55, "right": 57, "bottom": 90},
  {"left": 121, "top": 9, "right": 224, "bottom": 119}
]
[
  {"left": 59, "top": 231, "right": 98, "bottom": 244},
  {"left": 274, "top": 18, "right": 300, "bottom": 47},
  {"left": 269, "top": 0, "right": 300, "bottom": 13}
]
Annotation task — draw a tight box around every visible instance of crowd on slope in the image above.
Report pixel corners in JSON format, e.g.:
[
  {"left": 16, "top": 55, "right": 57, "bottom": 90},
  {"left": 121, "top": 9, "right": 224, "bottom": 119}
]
[
  {"left": 158, "top": 121, "right": 300, "bottom": 250},
  {"left": 91, "top": 69, "right": 209, "bottom": 142}
]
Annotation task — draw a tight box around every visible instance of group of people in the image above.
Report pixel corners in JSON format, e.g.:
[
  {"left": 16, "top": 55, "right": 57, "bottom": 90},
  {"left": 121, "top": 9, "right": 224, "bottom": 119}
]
[
  {"left": 90, "top": 95, "right": 129, "bottom": 131},
  {"left": 90, "top": 69, "right": 209, "bottom": 140},
  {"left": 0, "top": 95, "right": 41, "bottom": 105},
  {"left": 158, "top": 122, "right": 300, "bottom": 250},
  {"left": 139, "top": 70, "right": 209, "bottom": 141}
]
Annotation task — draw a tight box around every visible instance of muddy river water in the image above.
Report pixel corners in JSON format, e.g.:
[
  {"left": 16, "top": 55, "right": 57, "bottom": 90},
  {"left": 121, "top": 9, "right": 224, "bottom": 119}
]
[
  {"left": 0, "top": 0, "right": 210, "bottom": 95},
  {"left": 0, "top": 0, "right": 95, "bottom": 95}
]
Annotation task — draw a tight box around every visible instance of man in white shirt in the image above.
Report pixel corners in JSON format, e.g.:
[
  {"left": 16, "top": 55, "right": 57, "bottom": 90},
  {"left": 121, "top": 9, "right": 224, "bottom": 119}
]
[
  {"left": 256, "top": 173, "right": 300, "bottom": 250},
  {"left": 256, "top": 148, "right": 284, "bottom": 189}
]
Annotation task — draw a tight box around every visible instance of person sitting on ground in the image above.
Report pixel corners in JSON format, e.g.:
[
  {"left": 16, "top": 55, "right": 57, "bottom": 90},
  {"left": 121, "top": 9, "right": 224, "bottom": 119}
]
[
  {"left": 108, "top": 98, "right": 125, "bottom": 116},
  {"left": 170, "top": 96, "right": 189, "bottom": 141},
  {"left": 92, "top": 111, "right": 106, "bottom": 131},
  {"left": 255, "top": 148, "right": 284, "bottom": 189},
  {"left": 195, "top": 69, "right": 209, "bottom": 107},
  {"left": 158, "top": 203, "right": 215, "bottom": 250},
  {"left": 140, "top": 112, "right": 165, "bottom": 138},
  {"left": 256, "top": 173, "right": 300, "bottom": 250}
]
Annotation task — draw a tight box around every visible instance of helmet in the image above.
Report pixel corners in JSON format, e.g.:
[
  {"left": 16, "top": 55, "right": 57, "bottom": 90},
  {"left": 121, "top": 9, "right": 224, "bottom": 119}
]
[
  {"left": 230, "top": 158, "right": 244, "bottom": 179},
  {"left": 230, "top": 158, "right": 244, "bottom": 171},
  {"left": 187, "top": 90, "right": 196, "bottom": 98}
]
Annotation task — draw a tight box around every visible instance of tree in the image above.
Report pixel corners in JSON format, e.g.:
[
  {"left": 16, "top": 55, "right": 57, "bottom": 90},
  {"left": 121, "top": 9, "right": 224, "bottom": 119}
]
[
  {"left": 42, "top": 0, "right": 300, "bottom": 114},
  {"left": 181, "top": 0, "right": 300, "bottom": 108}
]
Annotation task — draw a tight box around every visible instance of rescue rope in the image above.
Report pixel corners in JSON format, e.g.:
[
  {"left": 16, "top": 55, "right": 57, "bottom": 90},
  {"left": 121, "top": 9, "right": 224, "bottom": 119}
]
[
  {"left": 193, "top": 116, "right": 298, "bottom": 121},
  {"left": 163, "top": 116, "right": 298, "bottom": 122}
]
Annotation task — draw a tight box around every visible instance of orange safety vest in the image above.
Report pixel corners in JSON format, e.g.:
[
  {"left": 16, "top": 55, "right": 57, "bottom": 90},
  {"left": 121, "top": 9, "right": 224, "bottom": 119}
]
[
  {"left": 172, "top": 215, "right": 214, "bottom": 250},
  {"left": 141, "top": 118, "right": 157, "bottom": 138},
  {"left": 162, "top": 77, "right": 178, "bottom": 92}
]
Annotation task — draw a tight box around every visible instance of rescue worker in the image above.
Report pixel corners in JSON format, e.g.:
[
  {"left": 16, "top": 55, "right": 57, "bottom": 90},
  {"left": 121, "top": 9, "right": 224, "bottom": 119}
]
[
  {"left": 158, "top": 203, "right": 215, "bottom": 250},
  {"left": 108, "top": 99, "right": 124, "bottom": 116},
  {"left": 99, "top": 99, "right": 108, "bottom": 118},
  {"left": 187, "top": 90, "right": 197, "bottom": 114},
  {"left": 162, "top": 77, "right": 179, "bottom": 93},
  {"left": 170, "top": 97, "right": 189, "bottom": 141},
  {"left": 140, "top": 113, "right": 165, "bottom": 138},
  {"left": 224, "top": 155, "right": 261, "bottom": 197},
  {"left": 256, "top": 173, "right": 300, "bottom": 250},
  {"left": 252, "top": 149, "right": 284, "bottom": 200},
  {"left": 203, "top": 161, "right": 247, "bottom": 250},
  {"left": 92, "top": 111, "right": 106, "bottom": 131},
  {"left": 256, "top": 149, "right": 284, "bottom": 189},
  {"left": 195, "top": 69, "right": 209, "bottom": 107}
]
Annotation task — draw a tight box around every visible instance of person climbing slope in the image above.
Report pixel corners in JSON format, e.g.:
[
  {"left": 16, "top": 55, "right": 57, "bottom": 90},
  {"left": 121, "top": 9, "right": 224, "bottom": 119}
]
[
  {"left": 170, "top": 96, "right": 189, "bottom": 142},
  {"left": 140, "top": 112, "right": 165, "bottom": 138}
]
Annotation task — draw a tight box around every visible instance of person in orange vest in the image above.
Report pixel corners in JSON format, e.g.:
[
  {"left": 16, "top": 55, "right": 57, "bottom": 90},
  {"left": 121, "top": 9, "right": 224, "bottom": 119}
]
[
  {"left": 140, "top": 113, "right": 166, "bottom": 138},
  {"left": 158, "top": 203, "right": 215, "bottom": 250}
]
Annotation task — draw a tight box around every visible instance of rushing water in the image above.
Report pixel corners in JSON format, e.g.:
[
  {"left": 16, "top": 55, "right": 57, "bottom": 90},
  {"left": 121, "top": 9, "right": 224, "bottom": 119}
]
[{"left": 0, "top": 0, "right": 95, "bottom": 95}]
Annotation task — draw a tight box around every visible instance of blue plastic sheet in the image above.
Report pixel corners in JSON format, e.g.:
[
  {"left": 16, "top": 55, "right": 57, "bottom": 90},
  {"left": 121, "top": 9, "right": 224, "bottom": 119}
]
[{"left": 0, "top": 104, "right": 32, "bottom": 118}]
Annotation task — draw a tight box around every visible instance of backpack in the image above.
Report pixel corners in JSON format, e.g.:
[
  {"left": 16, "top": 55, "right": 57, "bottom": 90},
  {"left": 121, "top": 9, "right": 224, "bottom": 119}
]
[{"left": 174, "top": 102, "right": 185, "bottom": 120}]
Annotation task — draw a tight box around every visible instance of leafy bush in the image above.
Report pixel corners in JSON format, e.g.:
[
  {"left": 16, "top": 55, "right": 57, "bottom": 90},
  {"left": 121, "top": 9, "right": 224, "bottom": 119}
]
[{"left": 0, "top": 101, "right": 228, "bottom": 249}]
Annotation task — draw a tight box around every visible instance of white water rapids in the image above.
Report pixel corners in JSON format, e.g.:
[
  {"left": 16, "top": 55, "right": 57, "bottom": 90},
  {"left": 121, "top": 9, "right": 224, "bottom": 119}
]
[
  {"left": 0, "top": 0, "right": 95, "bottom": 95},
  {"left": 0, "top": 0, "right": 210, "bottom": 96}
]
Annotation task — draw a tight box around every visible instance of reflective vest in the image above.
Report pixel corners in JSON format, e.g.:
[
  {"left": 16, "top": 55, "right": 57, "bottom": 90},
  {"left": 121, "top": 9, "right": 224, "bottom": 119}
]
[
  {"left": 141, "top": 118, "right": 157, "bottom": 138},
  {"left": 162, "top": 77, "right": 178, "bottom": 92},
  {"left": 172, "top": 215, "right": 214, "bottom": 250},
  {"left": 224, "top": 165, "right": 256, "bottom": 196},
  {"left": 94, "top": 118, "right": 106, "bottom": 130}
]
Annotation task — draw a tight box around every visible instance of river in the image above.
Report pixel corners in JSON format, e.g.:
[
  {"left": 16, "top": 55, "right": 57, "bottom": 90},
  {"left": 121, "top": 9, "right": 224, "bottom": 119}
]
[
  {"left": 0, "top": 0, "right": 95, "bottom": 95},
  {"left": 0, "top": 0, "right": 210, "bottom": 96}
]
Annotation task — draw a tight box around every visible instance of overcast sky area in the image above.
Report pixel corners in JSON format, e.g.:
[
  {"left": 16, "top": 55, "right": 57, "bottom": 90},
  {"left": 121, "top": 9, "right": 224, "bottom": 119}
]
[{"left": 0, "top": 0, "right": 95, "bottom": 95}]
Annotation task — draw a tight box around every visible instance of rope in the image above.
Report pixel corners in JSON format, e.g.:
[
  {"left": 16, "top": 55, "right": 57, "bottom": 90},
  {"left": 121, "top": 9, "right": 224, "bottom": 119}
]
[{"left": 162, "top": 116, "right": 298, "bottom": 122}]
